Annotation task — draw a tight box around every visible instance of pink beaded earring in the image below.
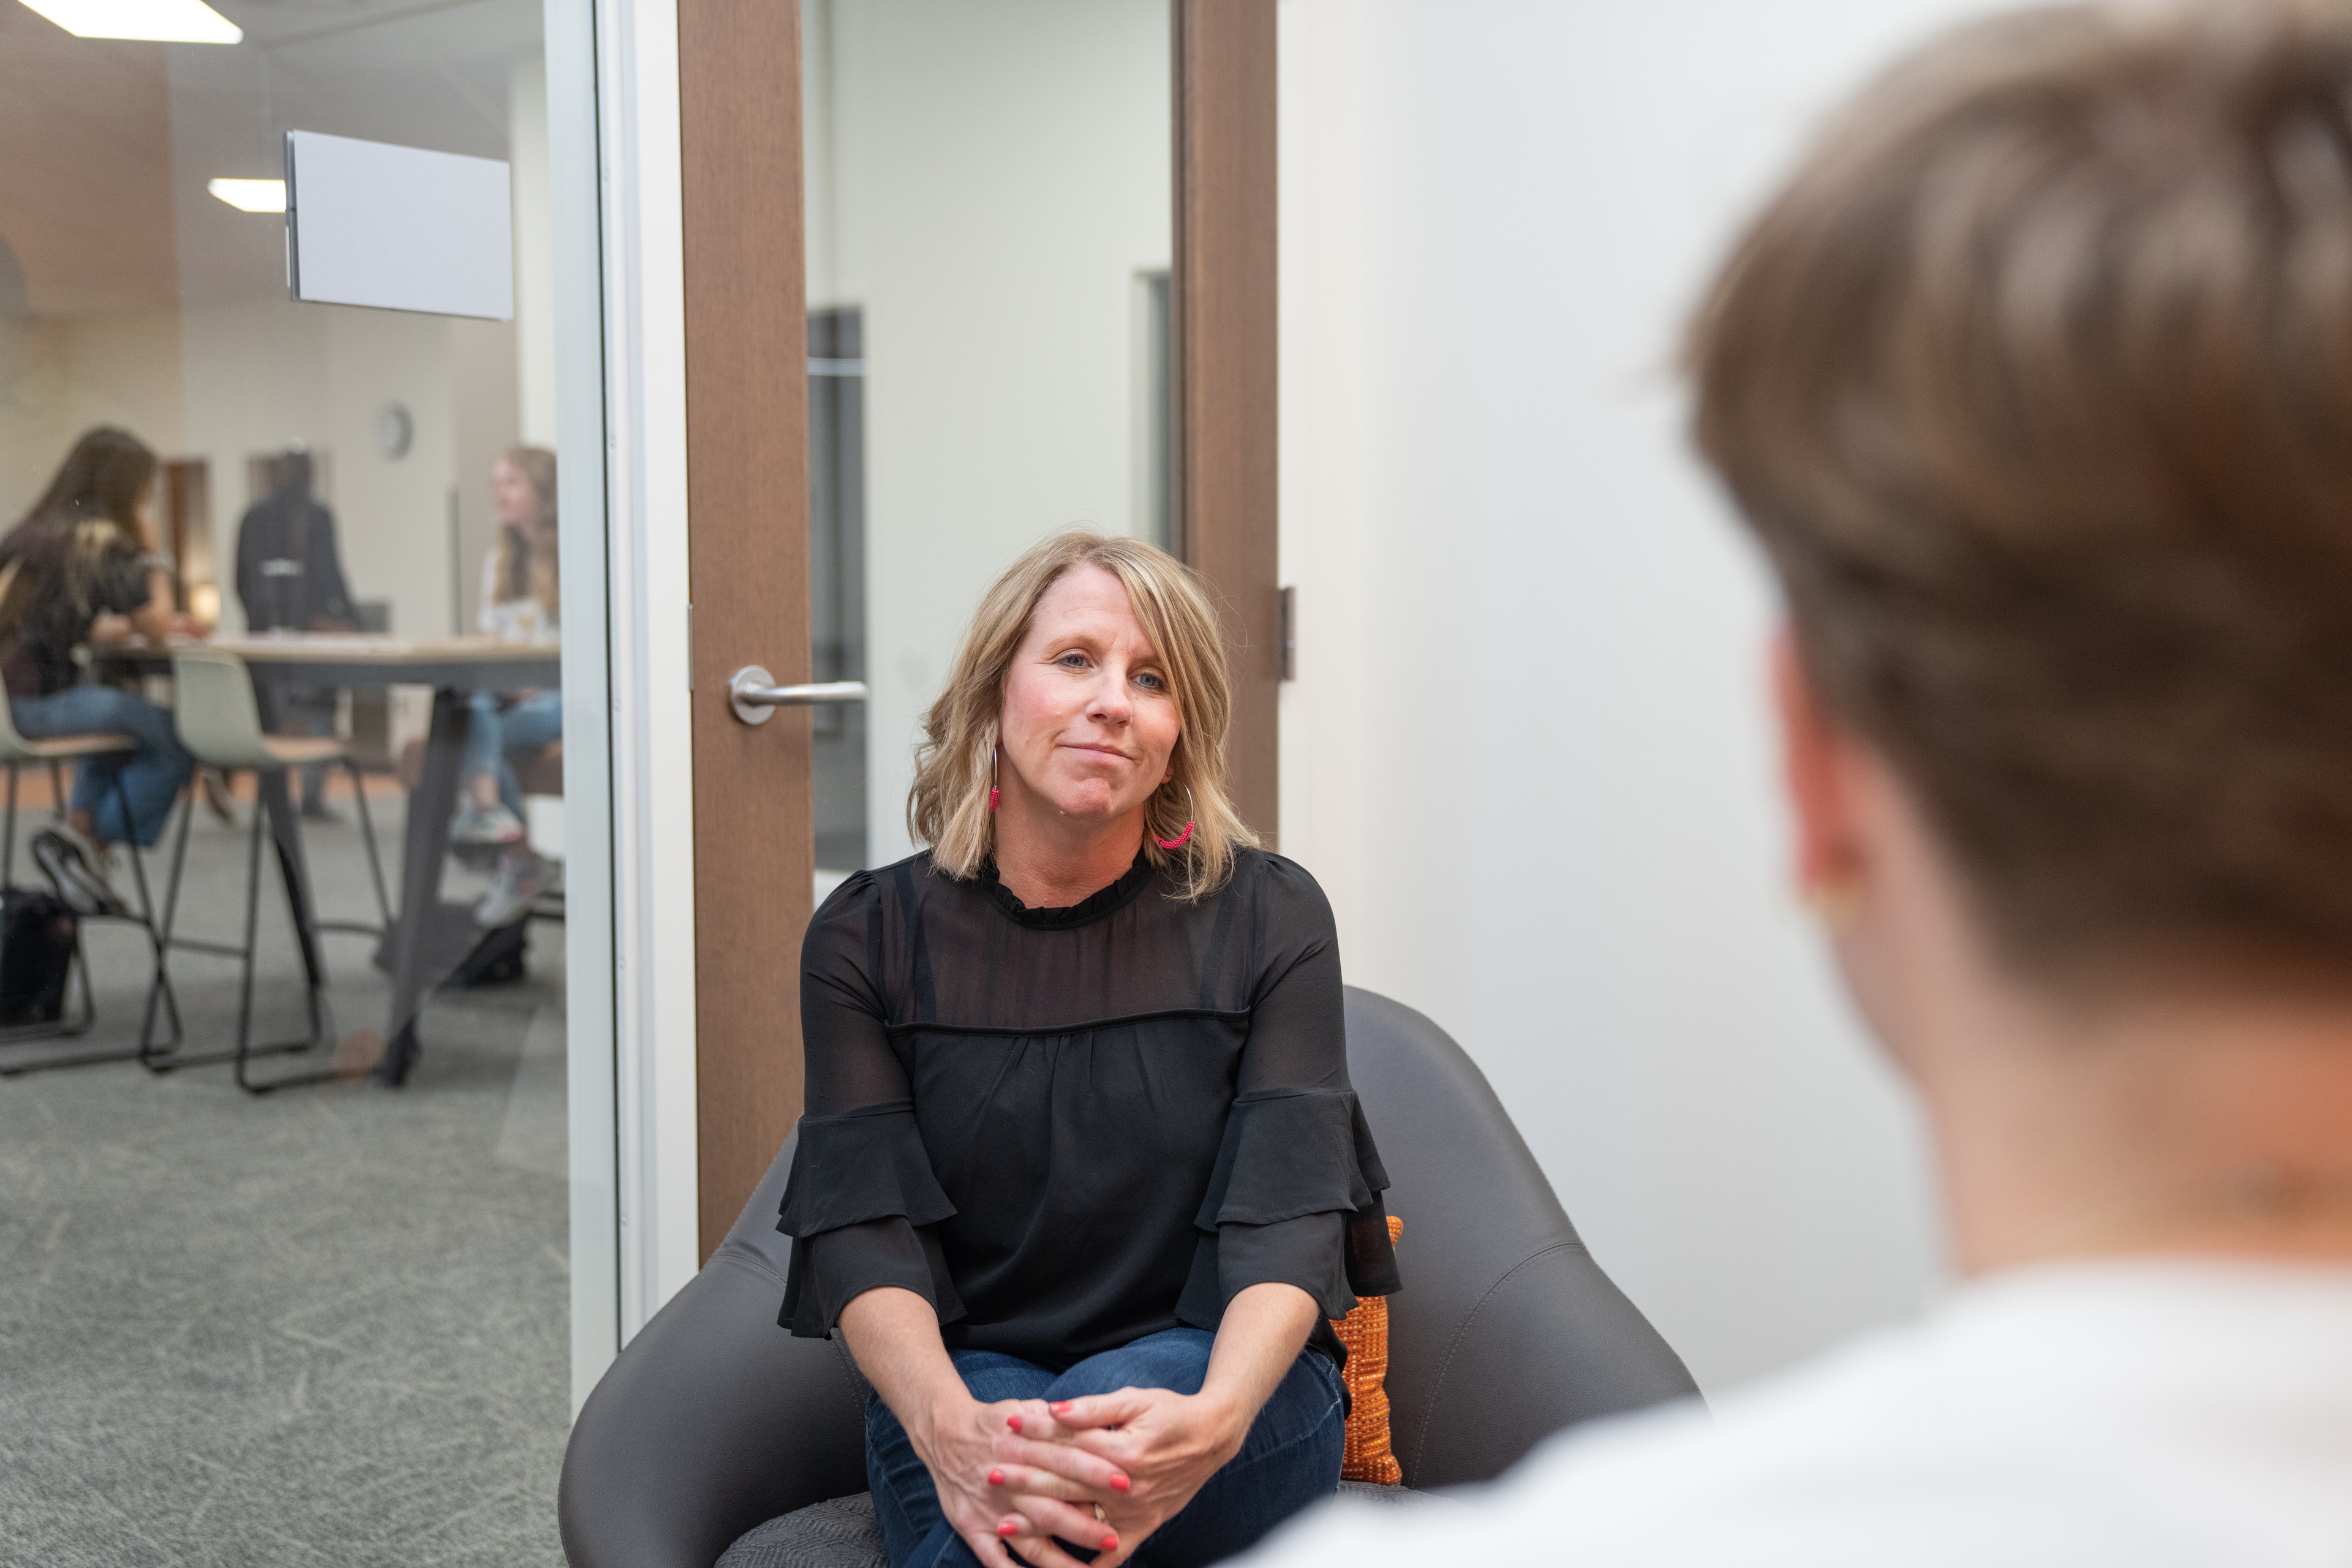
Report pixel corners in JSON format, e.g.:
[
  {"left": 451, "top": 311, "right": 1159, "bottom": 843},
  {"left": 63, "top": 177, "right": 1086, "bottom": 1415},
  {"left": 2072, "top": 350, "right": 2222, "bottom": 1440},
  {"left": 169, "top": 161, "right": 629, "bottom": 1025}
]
[
  {"left": 987, "top": 746, "right": 1000, "bottom": 813},
  {"left": 1155, "top": 784, "right": 1195, "bottom": 851}
]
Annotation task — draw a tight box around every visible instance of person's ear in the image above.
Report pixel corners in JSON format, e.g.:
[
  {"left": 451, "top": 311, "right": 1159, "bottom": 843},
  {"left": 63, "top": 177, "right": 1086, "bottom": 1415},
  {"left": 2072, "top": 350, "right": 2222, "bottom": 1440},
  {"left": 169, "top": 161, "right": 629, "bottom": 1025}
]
[{"left": 1772, "top": 627, "right": 1863, "bottom": 905}]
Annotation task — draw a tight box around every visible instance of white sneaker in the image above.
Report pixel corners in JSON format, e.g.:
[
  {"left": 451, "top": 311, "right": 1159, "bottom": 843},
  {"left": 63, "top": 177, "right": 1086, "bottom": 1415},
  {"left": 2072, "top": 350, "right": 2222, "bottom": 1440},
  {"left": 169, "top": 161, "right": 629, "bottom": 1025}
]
[
  {"left": 473, "top": 854, "right": 548, "bottom": 928},
  {"left": 451, "top": 801, "right": 526, "bottom": 846}
]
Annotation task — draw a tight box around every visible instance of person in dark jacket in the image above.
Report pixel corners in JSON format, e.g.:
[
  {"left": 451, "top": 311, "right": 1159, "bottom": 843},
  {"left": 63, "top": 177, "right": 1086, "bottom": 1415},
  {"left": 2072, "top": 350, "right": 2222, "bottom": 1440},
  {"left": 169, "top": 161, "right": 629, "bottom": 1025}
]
[{"left": 233, "top": 448, "right": 353, "bottom": 818}]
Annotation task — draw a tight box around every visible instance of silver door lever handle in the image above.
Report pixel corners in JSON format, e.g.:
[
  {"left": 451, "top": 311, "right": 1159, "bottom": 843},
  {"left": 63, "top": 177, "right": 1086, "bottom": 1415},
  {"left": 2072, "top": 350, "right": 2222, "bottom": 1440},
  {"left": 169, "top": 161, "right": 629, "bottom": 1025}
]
[{"left": 728, "top": 666, "right": 869, "bottom": 725}]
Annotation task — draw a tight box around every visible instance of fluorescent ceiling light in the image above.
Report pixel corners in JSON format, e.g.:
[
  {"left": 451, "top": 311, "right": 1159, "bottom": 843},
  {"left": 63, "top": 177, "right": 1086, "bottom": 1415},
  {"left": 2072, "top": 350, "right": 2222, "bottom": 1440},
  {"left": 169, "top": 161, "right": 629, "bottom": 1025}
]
[
  {"left": 209, "top": 178, "right": 285, "bottom": 213},
  {"left": 17, "top": 0, "right": 243, "bottom": 44}
]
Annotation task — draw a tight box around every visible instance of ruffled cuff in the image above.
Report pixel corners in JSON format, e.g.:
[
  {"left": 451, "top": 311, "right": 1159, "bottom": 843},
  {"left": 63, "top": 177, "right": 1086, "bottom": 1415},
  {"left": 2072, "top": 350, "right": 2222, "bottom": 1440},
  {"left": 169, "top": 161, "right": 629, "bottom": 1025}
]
[
  {"left": 1192, "top": 1087, "right": 1390, "bottom": 1231},
  {"left": 777, "top": 1103, "right": 956, "bottom": 1237},
  {"left": 1224, "top": 1212, "right": 1352, "bottom": 1315},
  {"left": 775, "top": 1105, "right": 961, "bottom": 1339},
  {"left": 1174, "top": 1088, "right": 1400, "bottom": 1330},
  {"left": 778, "top": 1218, "right": 967, "bottom": 1337}
]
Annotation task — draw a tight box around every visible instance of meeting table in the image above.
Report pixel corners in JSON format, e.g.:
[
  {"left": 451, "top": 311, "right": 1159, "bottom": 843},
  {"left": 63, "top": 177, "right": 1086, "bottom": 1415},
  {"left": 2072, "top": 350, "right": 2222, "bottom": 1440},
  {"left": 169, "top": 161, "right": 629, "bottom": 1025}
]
[{"left": 99, "top": 633, "right": 560, "bottom": 1087}]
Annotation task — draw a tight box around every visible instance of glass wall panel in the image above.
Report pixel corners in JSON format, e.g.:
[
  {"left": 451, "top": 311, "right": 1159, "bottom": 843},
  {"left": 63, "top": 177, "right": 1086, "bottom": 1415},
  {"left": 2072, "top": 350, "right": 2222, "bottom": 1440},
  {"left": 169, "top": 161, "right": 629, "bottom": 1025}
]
[
  {"left": 0, "top": 3, "right": 584, "bottom": 1562},
  {"left": 802, "top": 0, "right": 1174, "bottom": 877}
]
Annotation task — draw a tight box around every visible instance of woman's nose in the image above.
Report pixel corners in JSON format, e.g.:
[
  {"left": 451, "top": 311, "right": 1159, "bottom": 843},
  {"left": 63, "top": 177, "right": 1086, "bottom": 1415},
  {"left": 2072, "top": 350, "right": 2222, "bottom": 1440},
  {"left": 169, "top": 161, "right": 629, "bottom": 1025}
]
[{"left": 1087, "top": 676, "right": 1133, "bottom": 724}]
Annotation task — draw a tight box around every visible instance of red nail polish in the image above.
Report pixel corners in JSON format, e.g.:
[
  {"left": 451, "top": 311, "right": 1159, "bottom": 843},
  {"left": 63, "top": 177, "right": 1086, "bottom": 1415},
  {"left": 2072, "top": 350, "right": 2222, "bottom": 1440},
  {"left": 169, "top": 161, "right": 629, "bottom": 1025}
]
[
  {"left": 1110, "top": 1474, "right": 1129, "bottom": 1492},
  {"left": 1049, "top": 1401, "right": 1071, "bottom": 1414},
  {"left": 1007, "top": 1415, "right": 1022, "bottom": 1432},
  {"left": 1101, "top": 1536, "right": 1120, "bottom": 1552},
  {"left": 998, "top": 1521, "right": 1018, "bottom": 1537},
  {"left": 988, "top": 1469, "right": 1005, "bottom": 1485}
]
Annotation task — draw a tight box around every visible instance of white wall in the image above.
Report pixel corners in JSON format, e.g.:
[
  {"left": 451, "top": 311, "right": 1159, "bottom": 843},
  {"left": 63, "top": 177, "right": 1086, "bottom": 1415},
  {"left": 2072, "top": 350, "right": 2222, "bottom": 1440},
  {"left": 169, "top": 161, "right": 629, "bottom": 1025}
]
[
  {"left": 452, "top": 316, "right": 522, "bottom": 636},
  {"left": 1277, "top": 0, "right": 2013, "bottom": 1393},
  {"left": 172, "top": 298, "right": 458, "bottom": 641},
  {"left": 805, "top": 0, "right": 1171, "bottom": 866},
  {"left": 0, "top": 307, "right": 186, "bottom": 526},
  {"left": 510, "top": 55, "right": 558, "bottom": 451},
  {"left": 0, "top": 295, "right": 465, "bottom": 647}
]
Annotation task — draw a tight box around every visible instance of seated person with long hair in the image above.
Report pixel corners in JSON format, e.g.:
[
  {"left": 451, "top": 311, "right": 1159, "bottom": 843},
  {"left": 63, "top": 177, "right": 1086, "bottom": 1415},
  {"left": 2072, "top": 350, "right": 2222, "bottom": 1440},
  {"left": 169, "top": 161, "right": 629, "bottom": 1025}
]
[
  {"left": 453, "top": 445, "right": 560, "bottom": 927},
  {"left": 2, "top": 427, "right": 205, "bottom": 908},
  {"left": 779, "top": 531, "right": 1400, "bottom": 1568},
  {"left": 1248, "top": 3, "right": 2352, "bottom": 1564}
]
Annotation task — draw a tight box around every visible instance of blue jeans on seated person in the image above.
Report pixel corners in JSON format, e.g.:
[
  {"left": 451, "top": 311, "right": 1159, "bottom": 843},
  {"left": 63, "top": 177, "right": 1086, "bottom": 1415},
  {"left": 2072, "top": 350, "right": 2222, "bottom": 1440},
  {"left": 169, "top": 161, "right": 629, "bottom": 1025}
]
[
  {"left": 866, "top": 1327, "right": 1345, "bottom": 1568},
  {"left": 462, "top": 688, "right": 563, "bottom": 820},
  {"left": 12, "top": 685, "right": 193, "bottom": 847}
]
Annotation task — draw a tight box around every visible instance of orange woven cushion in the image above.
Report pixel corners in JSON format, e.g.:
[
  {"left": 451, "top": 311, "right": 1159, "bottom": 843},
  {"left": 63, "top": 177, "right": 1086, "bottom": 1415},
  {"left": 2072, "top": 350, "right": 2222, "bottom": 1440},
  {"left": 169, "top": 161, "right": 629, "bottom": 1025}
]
[{"left": 1329, "top": 1215, "right": 1404, "bottom": 1485}]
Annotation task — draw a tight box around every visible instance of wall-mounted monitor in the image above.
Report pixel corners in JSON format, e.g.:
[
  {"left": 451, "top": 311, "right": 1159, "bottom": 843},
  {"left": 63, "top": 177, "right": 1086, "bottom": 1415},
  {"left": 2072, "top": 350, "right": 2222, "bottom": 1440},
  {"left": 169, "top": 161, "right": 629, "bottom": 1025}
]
[{"left": 285, "top": 129, "right": 513, "bottom": 320}]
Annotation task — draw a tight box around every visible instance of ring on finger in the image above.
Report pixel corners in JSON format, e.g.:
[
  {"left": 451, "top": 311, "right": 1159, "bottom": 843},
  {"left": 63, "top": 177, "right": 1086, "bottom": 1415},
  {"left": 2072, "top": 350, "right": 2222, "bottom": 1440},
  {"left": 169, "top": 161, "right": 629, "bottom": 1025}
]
[{"left": 1093, "top": 1503, "right": 1107, "bottom": 1523}]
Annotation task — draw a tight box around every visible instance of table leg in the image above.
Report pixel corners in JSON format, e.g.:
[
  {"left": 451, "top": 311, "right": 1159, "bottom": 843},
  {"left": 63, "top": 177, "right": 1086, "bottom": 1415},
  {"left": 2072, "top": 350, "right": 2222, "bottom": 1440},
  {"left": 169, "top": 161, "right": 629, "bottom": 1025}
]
[
  {"left": 376, "top": 687, "right": 469, "bottom": 1087},
  {"left": 258, "top": 768, "right": 325, "bottom": 992}
]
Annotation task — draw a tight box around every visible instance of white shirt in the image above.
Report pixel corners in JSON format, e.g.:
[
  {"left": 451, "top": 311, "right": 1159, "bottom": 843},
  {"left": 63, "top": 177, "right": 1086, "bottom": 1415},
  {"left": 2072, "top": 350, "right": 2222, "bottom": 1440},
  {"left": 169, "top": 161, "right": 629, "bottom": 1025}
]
[
  {"left": 479, "top": 550, "right": 557, "bottom": 644},
  {"left": 1244, "top": 1261, "right": 2352, "bottom": 1567}
]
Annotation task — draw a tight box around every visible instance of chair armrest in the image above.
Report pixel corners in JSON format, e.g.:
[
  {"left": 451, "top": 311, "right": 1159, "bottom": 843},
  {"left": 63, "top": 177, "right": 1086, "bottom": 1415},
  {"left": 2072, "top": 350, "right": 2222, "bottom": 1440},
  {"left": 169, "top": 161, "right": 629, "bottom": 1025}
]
[
  {"left": 1396, "top": 1240, "right": 1700, "bottom": 1490},
  {"left": 559, "top": 1253, "right": 870, "bottom": 1568}
]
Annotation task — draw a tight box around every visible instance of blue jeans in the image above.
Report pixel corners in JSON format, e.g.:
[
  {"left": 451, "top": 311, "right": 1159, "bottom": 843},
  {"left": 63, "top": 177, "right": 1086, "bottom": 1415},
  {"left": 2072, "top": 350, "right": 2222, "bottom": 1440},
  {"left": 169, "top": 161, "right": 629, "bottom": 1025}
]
[
  {"left": 867, "top": 1329, "right": 1344, "bottom": 1568},
  {"left": 462, "top": 689, "right": 562, "bottom": 819},
  {"left": 12, "top": 685, "right": 193, "bottom": 847}
]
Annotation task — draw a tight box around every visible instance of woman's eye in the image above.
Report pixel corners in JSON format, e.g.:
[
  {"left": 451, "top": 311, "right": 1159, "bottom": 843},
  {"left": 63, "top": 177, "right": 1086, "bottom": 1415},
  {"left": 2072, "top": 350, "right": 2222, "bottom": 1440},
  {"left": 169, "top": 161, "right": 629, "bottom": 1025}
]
[
  {"left": 1055, "top": 652, "right": 1088, "bottom": 669},
  {"left": 1135, "top": 671, "right": 1166, "bottom": 692}
]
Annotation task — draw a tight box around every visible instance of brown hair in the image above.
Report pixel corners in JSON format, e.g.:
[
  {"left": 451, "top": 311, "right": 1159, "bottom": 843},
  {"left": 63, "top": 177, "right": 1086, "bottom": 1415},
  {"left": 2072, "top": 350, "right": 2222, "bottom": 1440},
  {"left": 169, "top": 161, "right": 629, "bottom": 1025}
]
[
  {"left": 1, "top": 428, "right": 155, "bottom": 631},
  {"left": 908, "top": 530, "right": 1255, "bottom": 900},
  {"left": 1687, "top": 0, "right": 2352, "bottom": 982},
  {"left": 492, "top": 445, "right": 559, "bottom": 623},
  {"left": 20, "top": 426, "right": 156, "bottom": 535}
]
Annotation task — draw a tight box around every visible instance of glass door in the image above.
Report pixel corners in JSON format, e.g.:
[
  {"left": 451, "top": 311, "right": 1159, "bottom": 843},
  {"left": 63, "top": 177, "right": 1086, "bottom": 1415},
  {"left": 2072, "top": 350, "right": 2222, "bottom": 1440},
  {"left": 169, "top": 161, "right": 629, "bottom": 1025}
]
[
  {"left": 799, "top": 0, "right": 1175, "bottom": 881},
  {"left": 0, "top": 2, "right": 606, "bottom": 1562}
]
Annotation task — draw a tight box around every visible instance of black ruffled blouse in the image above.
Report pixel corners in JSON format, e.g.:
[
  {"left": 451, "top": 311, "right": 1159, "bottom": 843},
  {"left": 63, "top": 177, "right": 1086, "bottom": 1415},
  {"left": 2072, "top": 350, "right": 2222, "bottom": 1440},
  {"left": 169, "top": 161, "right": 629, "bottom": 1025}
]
[{"left": 777, "top": 846, "right": 1400, "bottom": 1371}]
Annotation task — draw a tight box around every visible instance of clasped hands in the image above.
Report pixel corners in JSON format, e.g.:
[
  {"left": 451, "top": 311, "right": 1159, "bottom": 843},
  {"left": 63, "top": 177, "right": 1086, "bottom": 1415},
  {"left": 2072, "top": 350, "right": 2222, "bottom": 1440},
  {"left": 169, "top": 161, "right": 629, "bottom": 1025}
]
[{"left": 922, "top": 1386, "right": 1246, "bottom": 1568}]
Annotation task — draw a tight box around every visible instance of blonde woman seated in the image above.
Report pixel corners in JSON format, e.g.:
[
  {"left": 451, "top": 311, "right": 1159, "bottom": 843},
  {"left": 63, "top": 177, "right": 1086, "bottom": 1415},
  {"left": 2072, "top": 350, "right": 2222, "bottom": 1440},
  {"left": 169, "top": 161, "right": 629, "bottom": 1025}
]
[
  {"left": 777, "top": 532, "right": 1400, "bottom": 1568},
  {"left": 453, "top": 445, "right": 560, "bottom": 927}
]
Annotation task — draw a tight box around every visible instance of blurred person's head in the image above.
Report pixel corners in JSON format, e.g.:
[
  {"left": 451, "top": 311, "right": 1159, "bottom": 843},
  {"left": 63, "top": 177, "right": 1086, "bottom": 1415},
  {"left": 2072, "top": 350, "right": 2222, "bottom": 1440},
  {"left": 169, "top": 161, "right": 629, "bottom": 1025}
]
[
  {"left": 492, "top": 447, "right": 554, "bottom": 532},
  {"left": 908, "top": 530, "right": 1253, "bottom": 900},
  {"left": 270, "top": 448, "right": 313, "bottom": 502},
  {"left": 491, "top": 445, "right": 559, "bottom": 617},
  {"left": 22, "top": 427, "right": 156, "bottom": 535},
  {"left": 1688, "top": 0, "right": 2352, "bottom": 1267}
]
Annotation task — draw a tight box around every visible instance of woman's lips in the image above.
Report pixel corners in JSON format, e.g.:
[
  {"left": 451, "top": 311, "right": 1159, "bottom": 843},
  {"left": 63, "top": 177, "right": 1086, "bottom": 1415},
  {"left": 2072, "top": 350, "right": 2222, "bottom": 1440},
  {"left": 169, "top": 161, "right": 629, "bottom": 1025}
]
[{"left": 1063, "top": 742, "right": 1131, "bottom": 761}]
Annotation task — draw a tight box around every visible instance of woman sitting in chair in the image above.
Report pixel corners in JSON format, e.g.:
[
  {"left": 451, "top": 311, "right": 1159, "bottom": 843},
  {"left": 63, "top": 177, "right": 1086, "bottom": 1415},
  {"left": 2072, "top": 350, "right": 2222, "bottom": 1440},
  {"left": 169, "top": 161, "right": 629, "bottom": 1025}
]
[
  {"left": 1, "top": 428, "right": 204, "bottom": 907},
  {"left": 453, "top": 445, "right": 560, "bottom": 927},
  {"left": 780, "top": 531, "right": 1400, "bottom": 1568}
]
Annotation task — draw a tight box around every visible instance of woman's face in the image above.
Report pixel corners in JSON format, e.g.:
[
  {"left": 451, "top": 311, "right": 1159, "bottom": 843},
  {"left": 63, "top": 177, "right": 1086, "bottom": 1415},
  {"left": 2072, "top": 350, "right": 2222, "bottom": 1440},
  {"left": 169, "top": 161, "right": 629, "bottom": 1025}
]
[
  {"left": 997, "top": 565, "right": 1182, "bottom": 830},
  {"left": 491, "top": 457, "right": 537, "bottom": 527}
]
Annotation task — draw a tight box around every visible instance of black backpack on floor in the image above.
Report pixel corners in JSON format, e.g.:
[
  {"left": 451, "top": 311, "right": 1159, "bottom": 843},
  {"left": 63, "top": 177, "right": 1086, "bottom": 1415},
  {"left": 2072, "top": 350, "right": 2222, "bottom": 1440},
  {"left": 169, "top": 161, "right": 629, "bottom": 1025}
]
[
  {"left": 0, "top": 888, "right": 78, "bottom": 1026},
  {"left": 372, "top": 900, "right": 529, "bottom": 990}
]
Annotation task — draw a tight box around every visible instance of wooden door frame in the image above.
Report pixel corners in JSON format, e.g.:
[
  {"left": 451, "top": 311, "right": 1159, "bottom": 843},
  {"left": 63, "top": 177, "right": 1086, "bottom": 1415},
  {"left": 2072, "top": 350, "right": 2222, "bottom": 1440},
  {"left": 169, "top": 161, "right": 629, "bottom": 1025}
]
[
  {"left": 679, "top": 0, "right": 1281, "bottom": 1254},
  {"left": 1174, "top": 0, "right": 1281, "bottom": 850},
  {"left": 679, "top": 0, "right": 813, "bottom": 1258}
]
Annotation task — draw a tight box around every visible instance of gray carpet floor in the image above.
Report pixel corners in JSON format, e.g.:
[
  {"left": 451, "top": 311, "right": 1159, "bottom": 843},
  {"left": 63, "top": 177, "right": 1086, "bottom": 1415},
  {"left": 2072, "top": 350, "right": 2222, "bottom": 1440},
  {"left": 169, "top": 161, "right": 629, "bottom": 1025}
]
[{"left": 0, "top": 786, "right": 570, "bottom": 1567}]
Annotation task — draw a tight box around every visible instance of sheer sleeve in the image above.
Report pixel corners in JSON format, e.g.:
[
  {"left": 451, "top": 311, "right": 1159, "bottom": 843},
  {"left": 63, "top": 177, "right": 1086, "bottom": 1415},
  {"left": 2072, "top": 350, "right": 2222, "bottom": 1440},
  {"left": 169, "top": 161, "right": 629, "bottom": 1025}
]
[
  {"left": 776, "top": 873, "right": 964, "bottom": 1336},
  {"left": 1178, "top": 857, "right": 1400, "bottom": 1330}
]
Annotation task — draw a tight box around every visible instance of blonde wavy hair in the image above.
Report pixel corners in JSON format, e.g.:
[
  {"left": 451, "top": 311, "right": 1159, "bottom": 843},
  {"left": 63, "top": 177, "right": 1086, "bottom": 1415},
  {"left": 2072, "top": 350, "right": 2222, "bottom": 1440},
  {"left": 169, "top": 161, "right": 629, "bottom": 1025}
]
[
  {"left": 908, "top": 530, "right": 1254, "bottom": 900},
  {"left": 491, "top": 445, "right": 559, "bottom": 623}
]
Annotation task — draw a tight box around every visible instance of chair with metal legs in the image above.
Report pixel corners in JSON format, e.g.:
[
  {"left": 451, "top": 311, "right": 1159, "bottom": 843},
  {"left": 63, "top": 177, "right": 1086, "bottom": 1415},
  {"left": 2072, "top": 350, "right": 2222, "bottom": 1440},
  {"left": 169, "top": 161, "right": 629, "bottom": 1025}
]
[
  {"left": 0, "top": 692, "right": 178, "bottom": 1075},
  {"left": 146, "top": 649, "right": 391, "bottom": 1095}
]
